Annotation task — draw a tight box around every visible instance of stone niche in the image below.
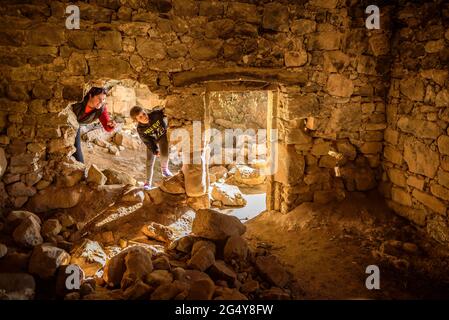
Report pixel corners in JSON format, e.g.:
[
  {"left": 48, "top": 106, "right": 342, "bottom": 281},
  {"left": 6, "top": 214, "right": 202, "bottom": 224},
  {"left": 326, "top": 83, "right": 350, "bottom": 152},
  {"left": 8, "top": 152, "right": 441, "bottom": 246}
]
[{"left": 4, "top": 0, "right": 444, "bottom": 243}]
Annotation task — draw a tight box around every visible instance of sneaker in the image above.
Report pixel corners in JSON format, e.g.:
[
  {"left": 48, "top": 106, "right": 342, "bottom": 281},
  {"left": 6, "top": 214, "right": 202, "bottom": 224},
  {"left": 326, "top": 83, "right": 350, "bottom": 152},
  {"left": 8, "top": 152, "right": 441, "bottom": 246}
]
[
  {"left": 143, "top": 183, "right": 154, "bottom": 191},
  {"left": 161, "top": 168, "right": 173, "bottom": 178}
]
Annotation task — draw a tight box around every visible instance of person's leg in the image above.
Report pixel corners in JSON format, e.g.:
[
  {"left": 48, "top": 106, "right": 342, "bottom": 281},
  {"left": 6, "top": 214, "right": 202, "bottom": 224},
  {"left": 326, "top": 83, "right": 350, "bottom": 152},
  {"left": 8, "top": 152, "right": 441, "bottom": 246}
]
[
  {"left": 146, "top": 148, "right": 156, "bottom": 188},
  {"left": 74, "top": 127, "right": 84, "bottom": 163},
  {"left": 158, "top": 134, "right": 172, "bottom": 177}
]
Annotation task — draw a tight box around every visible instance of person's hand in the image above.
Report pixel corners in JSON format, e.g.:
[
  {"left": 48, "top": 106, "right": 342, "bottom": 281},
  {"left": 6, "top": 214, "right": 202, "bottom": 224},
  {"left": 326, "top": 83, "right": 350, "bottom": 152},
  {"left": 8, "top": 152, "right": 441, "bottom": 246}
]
[{"left": 107, "top": 120, "right": 116, "bottom": 129}]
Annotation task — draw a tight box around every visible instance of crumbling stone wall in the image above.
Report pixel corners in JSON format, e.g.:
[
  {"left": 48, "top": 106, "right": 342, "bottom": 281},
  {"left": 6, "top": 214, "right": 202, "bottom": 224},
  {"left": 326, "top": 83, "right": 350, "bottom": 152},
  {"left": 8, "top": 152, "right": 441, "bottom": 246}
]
[
  {"left": 382, "top": 1, "right": 449, "bottom": 244},
  {"left": 0, "top": 1, "right": 392, "bottom": 221}
]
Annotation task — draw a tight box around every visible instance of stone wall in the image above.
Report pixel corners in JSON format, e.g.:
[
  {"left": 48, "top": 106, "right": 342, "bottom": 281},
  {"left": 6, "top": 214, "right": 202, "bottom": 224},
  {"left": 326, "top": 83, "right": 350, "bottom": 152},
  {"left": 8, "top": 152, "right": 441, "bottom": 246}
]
[
  {"left": 382, "top": 1, "right": 449, "bottom": 244},
  {"left": 0, "top": 1, "right": 394, "bottom": 227}
]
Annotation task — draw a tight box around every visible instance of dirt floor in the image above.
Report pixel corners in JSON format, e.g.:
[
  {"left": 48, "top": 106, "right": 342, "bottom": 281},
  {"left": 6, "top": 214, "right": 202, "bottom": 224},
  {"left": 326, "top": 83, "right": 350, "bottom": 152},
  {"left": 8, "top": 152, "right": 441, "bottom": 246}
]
[
  {"left": 79, "top": 142, "right": 449, "bottom": 300},
  {"left": 245, "top": 191, "right": 449, "bottom": 299},
  {"left": 82, "top": 140, "right": 180, "bottom": 185}
]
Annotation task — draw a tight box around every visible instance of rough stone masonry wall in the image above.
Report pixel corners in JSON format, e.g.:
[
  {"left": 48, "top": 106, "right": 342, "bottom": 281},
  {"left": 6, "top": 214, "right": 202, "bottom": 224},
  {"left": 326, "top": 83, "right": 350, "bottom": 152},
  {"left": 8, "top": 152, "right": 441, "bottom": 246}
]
[
  {"left": 382, "top": 1, "right": 449, "bottom": 245},
  {"left": 0, "top": 1, "right": 391, "bottom": 215}
]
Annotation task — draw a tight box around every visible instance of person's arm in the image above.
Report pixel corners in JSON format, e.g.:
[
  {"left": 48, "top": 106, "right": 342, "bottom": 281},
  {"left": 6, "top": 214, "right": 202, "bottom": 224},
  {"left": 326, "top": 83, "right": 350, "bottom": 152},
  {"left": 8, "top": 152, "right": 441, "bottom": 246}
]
[{"left": 99, "top": 105, "right": 115, "bottom": 132}]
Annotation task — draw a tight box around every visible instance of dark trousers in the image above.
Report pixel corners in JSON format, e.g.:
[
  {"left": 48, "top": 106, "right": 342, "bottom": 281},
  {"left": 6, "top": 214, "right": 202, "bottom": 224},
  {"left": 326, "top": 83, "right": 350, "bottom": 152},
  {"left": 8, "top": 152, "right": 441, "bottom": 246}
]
[
  {"left": 74, "top": 127, "right": 84, "bottom": 163},
  {"left": 146, "top": 134, "right": 169, "bottom": 185}
]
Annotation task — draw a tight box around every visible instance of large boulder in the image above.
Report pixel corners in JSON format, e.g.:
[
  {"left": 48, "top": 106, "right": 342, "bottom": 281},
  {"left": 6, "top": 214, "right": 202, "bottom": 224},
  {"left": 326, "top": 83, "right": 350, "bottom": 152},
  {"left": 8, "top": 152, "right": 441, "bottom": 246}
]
[
  {"left": 70, "top": 239, "right": 107, "bottom": 277},
  {"left": 192, "top": 209, "right": 246, "bottom": 241},
  {"left": 0, "top": 273, "right": 36, "bottom": 300},
  {"left": 12, "top": 215, "right": 43, "bottom": 248},
  {"left": 211, "top": 183, "right": 247, "bottom": 207},
  {"left": 223, "top": 235, "right": 249, "bottom": 262},
  {"left": 103, "top": 246, "right": 153, "bottom": 289},
  {"left": 103, "top": 168, "right": 136, "bottom": 186},
  {"left": 28, "top": 186, "right": 82, "bottom": 213},
  {"left": 28, "top": 243, "right": 71, "bottom": 279},
  {"left": 187, "top": 246, "right": 215, "bottom": 272}
]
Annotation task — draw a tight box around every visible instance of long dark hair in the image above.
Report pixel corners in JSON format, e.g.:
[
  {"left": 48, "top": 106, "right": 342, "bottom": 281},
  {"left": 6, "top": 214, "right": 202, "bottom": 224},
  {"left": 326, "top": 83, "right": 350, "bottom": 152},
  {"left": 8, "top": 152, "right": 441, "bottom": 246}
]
[{"left": 82, "top": 87, "right": 108, "bottom": 105}]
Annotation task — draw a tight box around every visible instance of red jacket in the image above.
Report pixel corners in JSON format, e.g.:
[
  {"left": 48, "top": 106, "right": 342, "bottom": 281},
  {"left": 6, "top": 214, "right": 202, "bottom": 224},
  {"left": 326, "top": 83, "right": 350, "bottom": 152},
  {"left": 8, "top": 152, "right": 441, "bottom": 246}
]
[{"left": 75, "top": 103, "right": 114, "bottom": 132}]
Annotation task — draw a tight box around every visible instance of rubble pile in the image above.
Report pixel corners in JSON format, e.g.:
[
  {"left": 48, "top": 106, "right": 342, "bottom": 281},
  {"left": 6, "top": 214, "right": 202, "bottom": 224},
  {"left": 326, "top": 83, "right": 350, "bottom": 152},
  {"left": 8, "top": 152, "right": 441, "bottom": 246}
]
[{"left": 0, "top": 205, "right": 296, "bottom": 300}]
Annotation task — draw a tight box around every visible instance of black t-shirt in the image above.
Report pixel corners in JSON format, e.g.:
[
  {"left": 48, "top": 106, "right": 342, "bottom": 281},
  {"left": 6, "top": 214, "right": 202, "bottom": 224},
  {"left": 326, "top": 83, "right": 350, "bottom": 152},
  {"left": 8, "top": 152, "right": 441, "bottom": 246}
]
[{"left": 136, "top": 109, "right": 167, "bottom": 153}]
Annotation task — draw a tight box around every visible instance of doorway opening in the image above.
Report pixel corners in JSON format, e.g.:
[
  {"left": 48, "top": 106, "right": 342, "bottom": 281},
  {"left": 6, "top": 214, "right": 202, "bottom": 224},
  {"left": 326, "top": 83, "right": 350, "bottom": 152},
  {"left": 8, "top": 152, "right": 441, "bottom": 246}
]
[{"left": 204, "top": 84, "right": 277, "bottom": 221}]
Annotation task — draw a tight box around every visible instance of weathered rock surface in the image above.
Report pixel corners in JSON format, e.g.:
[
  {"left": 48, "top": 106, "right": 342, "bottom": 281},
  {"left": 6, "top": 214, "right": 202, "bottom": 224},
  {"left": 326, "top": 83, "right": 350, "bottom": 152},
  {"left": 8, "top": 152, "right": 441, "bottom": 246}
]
[
  {"left": 28, "top": 244, "right": 71, "bottom": 279},
  {"left": 192, "top": 209, "right": 246, "bottom": 241},
  {"left": 211, "top": 183, "right": 246, "bottom": 207}
]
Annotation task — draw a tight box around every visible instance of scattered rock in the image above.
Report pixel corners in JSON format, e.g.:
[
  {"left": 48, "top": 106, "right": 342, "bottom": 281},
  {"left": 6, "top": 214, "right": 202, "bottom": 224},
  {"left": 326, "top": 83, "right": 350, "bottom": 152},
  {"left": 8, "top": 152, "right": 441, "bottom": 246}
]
[
  {"left": 58, "top": 214, "right": 76, "bottom": 228},
  {"left": 7, "top": 210, "right": 41, "bottom": 225},
  {"left": 241, "top": 279, "right": 259, "bottom": 294},
  {"left": 152, "top": 255, "right": 171, "bottom": 270},
  {"left": 79, "top": 281, "right": 96, "bottom": 297},
  {"left": 121, "top": 187, "right": 144, "bottom": 203},
  {"left": 113, "top": 132, "right": 141, "bottom": 150},
  {"left": 103, "top": 246, "right": 153, "bottom": 289},
  {"left": 12, "top": 215, "right": 43, "bottom": 248},
  {"left": 224, "top": 235, "right": 249, "bottom": 262},
  {"left": 211, "top": 183, "right": 247, "bottom": 207},
  {"left": 188, "top": 246, "right": 215, "bottom": 272},
  {"left": 28, "top": 186, "right": 82, "bottom": 212},
  {"left": 141, "top": 222, "right": 175, "bottom": 243},
  {"left": 0, "top": 273, "right": 35, "bottom": 300},
  {"left": 209, "top": 166, "right": 228, "bottom": 183},
  {"left": 123, "top": 279, "right": 152, "bottom": 300},
  {"left": 192, "top": 209, "right": 246, "bottom": 241},
  {"left": 41, "top": 219, "right": 62, "bottom": 238},
  {"left": 232, "top": 165, "right": 266, "bottom": 186},
  {"left": 208, "top": 260, "right": 237, "bottom": 282},
  {"left": 259, "top": 287, "right": 291, "bottom": 300},
  {"left": 28, "top": 243, "right": 71, "bottom": 279},
  {"left": 64, "top": 292, "right": 81, "bottom": 300},
  {"left": 159, "top": 173, "right": 185, "bottom": 194},
  {"left": 87, "top": 164, "right": 107, "bottom": 185},
  {"left": 255, "top": 255, "right": 289, "bottom": 288},
  {"left": 175, "top": 235, "right": 196, "bottom": 253},
  {"left": 214, "top": 287, "right": 248, "bottom": 300},
  {"left": 145, "top": 270, "right": 173, "bottom": 287},
  {"left": 191, "top": 240, "right": 216, "bottom": 256},
  {"left": 103, "top": 168, "right": 136, "bottom": 186},
  {"left": 186, "top": 278, "right": 215, "bottom": 300},
  {"left": 150, "top": 280, "right": 188, "bottom": 300},
  {"left": 70, "top": 239, "right": 107, "bottom": 277}
]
